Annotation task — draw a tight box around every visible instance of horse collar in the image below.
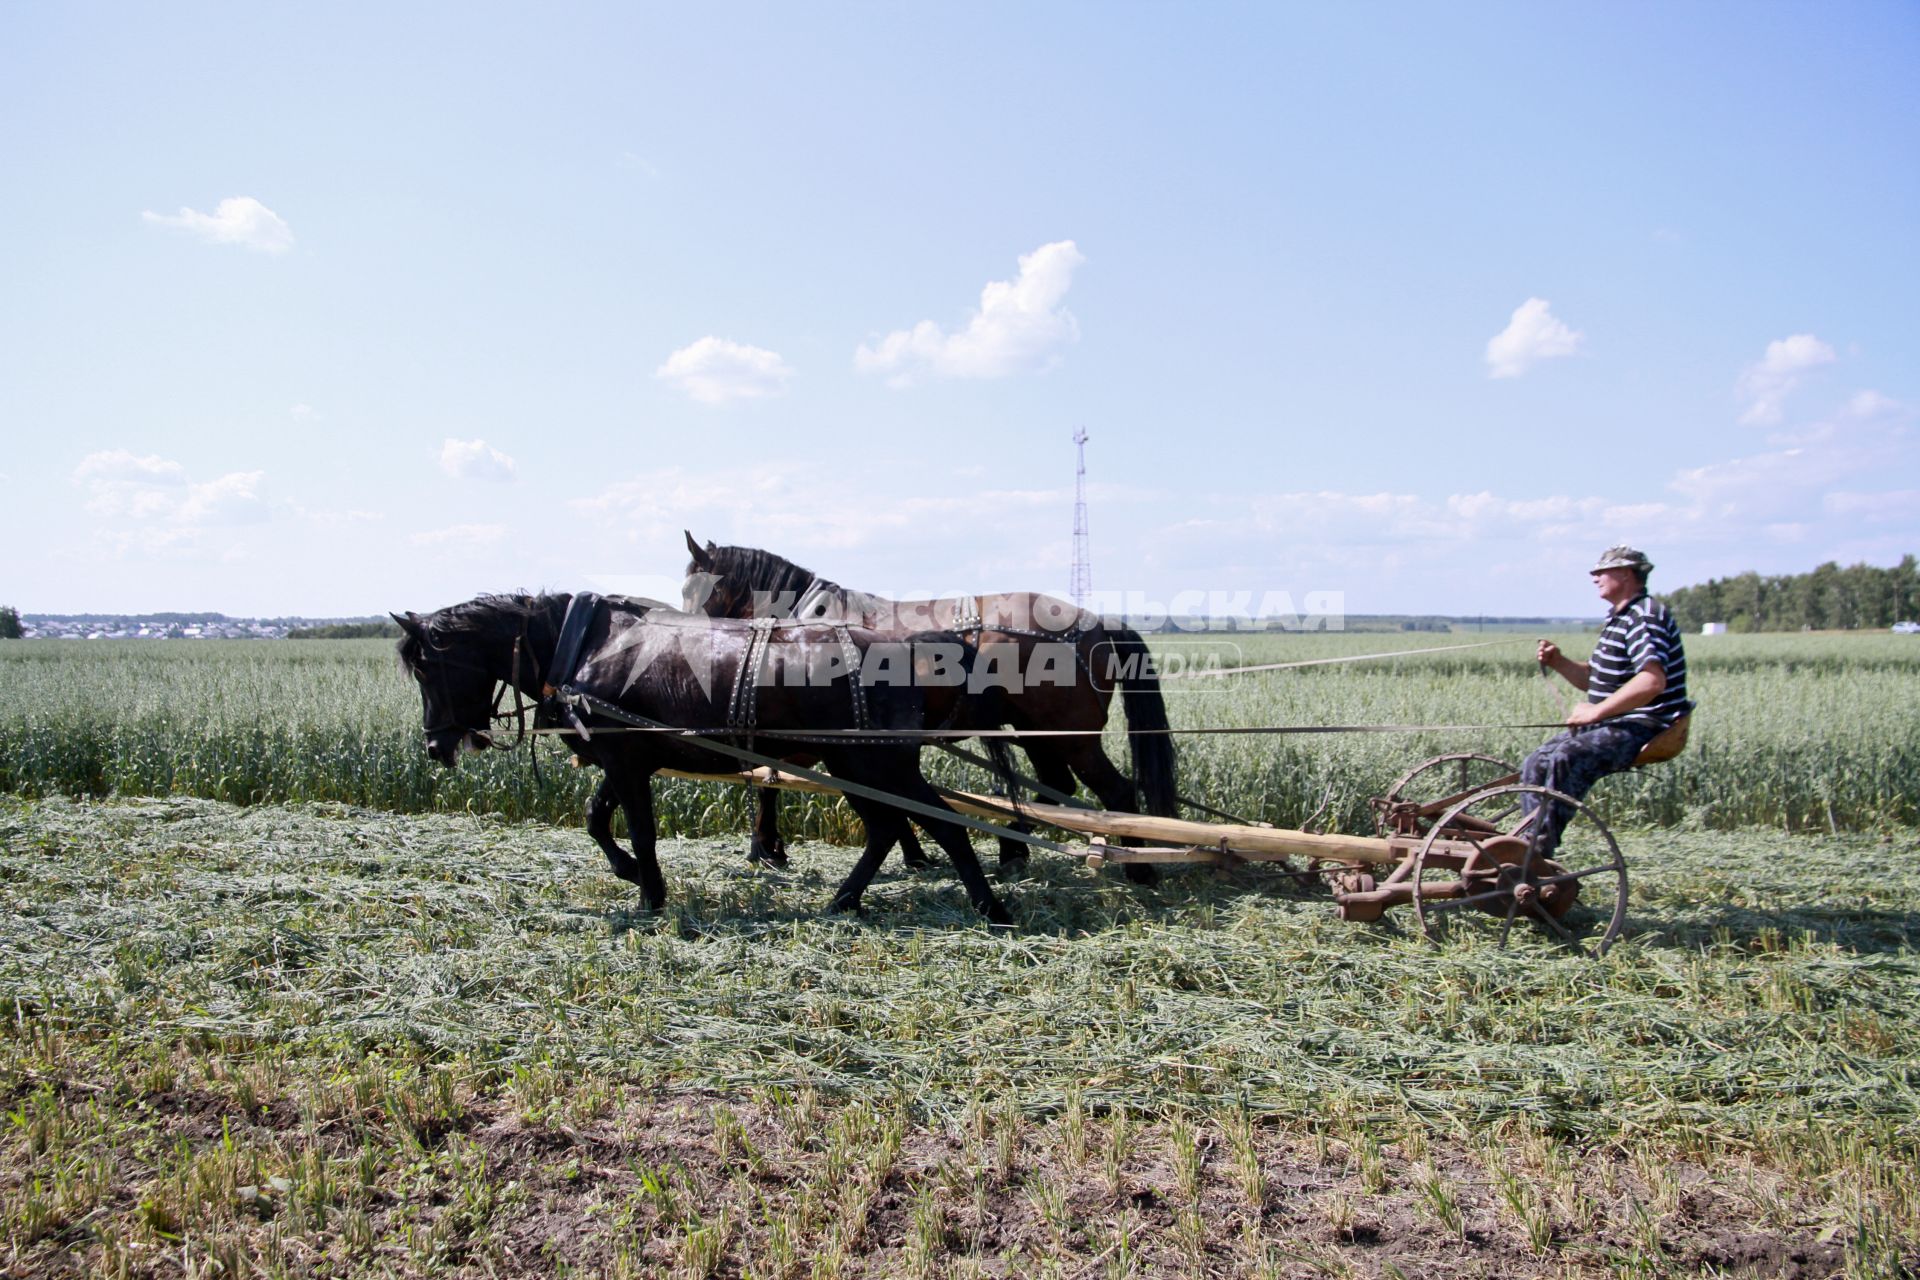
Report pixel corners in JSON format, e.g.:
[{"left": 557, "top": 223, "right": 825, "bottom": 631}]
[{"left": 543, "top": 592, "right": 603, "bottom": 698}]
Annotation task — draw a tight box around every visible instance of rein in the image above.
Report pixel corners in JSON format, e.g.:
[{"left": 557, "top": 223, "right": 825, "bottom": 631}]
[
  {"left": 478, "top": 627, "right": 539, "bottom": 753},
  {"left": 1165, "top": 637, "right": 1526, "bottom": 678},
  {"left": 496, "top": 631, "right": 535, "bottom": 751},
  {"left": 524, "top": 718, "right": 1580, "bottom": 740}
]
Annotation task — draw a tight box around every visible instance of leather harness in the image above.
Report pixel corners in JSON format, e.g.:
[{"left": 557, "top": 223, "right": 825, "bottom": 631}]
[{"left": 544, "top": 592, "right": 876, "bottom": 744}]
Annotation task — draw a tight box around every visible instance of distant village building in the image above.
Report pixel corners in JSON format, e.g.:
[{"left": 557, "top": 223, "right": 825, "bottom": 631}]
[
  {"left": 1701, "top": 622, "right": 1728, "bottom": 635},
  {"left": 21, "top": 614, "right": 383, "bottom": 640}
]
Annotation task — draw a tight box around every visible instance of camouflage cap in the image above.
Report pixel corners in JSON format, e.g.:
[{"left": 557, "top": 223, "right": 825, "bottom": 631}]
[{"left": 1590, "top": 545, "right": 1653, "bottom": 575}]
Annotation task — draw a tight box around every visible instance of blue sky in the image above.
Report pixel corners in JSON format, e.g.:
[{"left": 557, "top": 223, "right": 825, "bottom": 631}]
[{"left": 4, "top": 2, "right": 1915, "bottom": 618}]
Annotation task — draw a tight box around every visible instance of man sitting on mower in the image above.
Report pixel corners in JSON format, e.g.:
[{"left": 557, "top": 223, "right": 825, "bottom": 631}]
[{"left": 1525, "top": 545, "right": 1692, "bottom": 855}]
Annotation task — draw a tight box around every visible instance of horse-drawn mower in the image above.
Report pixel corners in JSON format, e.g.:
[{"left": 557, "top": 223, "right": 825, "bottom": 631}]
[
  {"left": 400, "top": 586, "right": 1681, "bottom": 957},
  {"left": 663, "top": 744, "right": 1640, "bottom": 958}
]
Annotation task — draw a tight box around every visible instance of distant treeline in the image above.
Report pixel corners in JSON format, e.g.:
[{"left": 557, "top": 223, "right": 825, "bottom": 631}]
[
  {"left": 1665, "top": 555, "right": 1918, "bottom": 633},
  {"left": 286, "top": 621, "right": 403, "bottom": 640}
]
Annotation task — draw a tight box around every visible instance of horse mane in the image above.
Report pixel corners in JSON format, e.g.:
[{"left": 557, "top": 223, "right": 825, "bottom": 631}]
[
  {"left": 708, "top": 544, "right": 837, "bottom": 605},
  {"left": 397, "top": 592, "right": 570, "bottom": 668}
]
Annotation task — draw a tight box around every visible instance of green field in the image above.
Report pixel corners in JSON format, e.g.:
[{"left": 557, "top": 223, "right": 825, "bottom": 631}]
[
  {"left": 4, "top": 631, "right": 1919, "bottom": 836},
  {"left": 3, "top": 632, "right": 1918, "bottom": 1276},
  {"left": 4, "top": 797, "right": 1916, "bottom": 1277}
]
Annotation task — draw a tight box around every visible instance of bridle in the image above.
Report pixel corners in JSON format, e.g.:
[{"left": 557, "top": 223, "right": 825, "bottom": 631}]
[{"left": 411, "top": 617, "right": 541, "bottom": 754}]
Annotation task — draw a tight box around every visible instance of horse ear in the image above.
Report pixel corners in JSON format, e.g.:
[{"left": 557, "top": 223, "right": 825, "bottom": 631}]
[
  {"left": 685, "top": 530, "right": 714, "bottom": 570},
  {"left": 390, "top": 611, "right": 423, "bottom": 638}
]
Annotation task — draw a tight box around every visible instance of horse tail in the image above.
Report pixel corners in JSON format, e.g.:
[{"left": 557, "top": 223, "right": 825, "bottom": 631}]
[
  {"left": 983, "top": 736, "right": 1022, "bottom": 807},
  {"left": 1104, "top": 626, "right": 1178, "bottom": 817}
]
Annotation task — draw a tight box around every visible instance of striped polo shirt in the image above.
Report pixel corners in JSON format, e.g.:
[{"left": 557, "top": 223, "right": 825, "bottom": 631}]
[{"left": 1589, "top": 593, "right": 1691, "bottom": 730}]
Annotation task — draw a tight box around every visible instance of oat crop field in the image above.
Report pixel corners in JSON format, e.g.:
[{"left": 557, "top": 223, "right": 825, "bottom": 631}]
[
  {"left": 2, "top": 632, "right": 1917, "bottom": 1277},
  {"left": 5, "top": 630, "right": 1919, "bottom": 835}
]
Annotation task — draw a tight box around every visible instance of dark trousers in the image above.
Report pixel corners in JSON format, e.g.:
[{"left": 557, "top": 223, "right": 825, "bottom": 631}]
[{"left": 1519, "top": 721, "right": 1659, "bottom": 857}]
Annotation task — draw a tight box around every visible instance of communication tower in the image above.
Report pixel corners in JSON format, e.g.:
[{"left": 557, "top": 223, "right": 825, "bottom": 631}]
[{"left": 1070, "top": 428, "right": 1092, "bottom": 610}]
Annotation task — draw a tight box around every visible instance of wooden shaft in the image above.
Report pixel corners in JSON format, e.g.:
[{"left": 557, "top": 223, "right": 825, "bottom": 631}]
[
  {"left": 658, "top": 766, "right": 846, "bottom": 797},
  {"left": 656, "top": 767, "right": 1408, "bottom": 867},
  {"left": 947, "top": 793, "right": 1403, "bottom": 865}
]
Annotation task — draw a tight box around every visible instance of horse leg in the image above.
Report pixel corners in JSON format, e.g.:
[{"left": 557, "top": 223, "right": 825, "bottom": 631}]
[
  {"left": 585, "top": 775, "right": 642, "bottom": 882},
  {"left": 750, "top": 759, "right": 925, "bottom": 871},
  {"left": 1063, "top": 736, "right": 1160, "bottom": 885},
  {"left": 896, "top": 824, "right": 934, "bottom": 870},
  {"left": 607, "top": 765, "right": 669, "bottom": 910},
  {"left": 911, "top": 792, "right": 1014, "bottom": 926},
  {"left": 756, "top": 776, "right": 926, "bottom": 872},
  {"left": 854, "top": 755, "right": 1013, "bottom": 926},
  {"left": 749, "top": 786, "right": 789, "bottom": 869},
  {"left": 824, "top": 794, "right": 912, "bottom": 916}
]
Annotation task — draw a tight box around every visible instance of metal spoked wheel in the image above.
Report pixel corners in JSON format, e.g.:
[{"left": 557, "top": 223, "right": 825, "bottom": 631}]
[
  {"left": 1375, "top": 753, "right": 1521, "bottom": 838},
  {"left": 1409, "top": 782, "right": 1629, "bottom": 958}
]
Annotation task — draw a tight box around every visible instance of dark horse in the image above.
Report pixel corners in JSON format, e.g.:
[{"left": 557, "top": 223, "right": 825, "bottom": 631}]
[
  {"left": 393, "top": 592, "right": 1021, "bottom": 924},
  {"left": 681, "top": 534, "right": 1177, "bottom": 877}
]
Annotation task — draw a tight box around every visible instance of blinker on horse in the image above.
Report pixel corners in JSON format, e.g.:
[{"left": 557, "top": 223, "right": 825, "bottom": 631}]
[{"left": 394, "top": 591, "right": 1023, "bottom": 925}]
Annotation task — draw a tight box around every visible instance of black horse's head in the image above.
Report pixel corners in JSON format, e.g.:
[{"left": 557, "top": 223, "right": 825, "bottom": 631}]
[
  {"left": 682, "top": 530, "right": 815, "bottom": 620},
  {"left": 393, "top": 608, "right": 502, "bottom": 767},
  {"left": 681, "top": 531, "right": 733, "bottom": 616}
]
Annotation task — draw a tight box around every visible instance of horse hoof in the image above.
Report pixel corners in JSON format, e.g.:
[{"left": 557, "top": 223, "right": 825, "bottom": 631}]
[
  {"left": 826, "top": 896, "right": 865, "bottom": 917},
  {"left": 997, "top": 854, "right": 1030, "bottom": 878},
  {"left": 983, "top": 903, "right": 1016, "bottom": 929},
  {"left": 1123, "top": 864, "right": 1160, "bottom": 886},
  {"left": 749, "top": 848, "right": 790, "bottom": 870}
]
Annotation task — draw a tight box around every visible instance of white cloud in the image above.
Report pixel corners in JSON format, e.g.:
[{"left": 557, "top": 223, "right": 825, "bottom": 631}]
[
  {"left": 290, "top": 404, "right": 319, "bottom": 420},
  {"left": 74, "top": 450, "right": 187, "bottom": 488},
  {"left": 1736, "top": 333, "right": 1835, "bottom": 425},
  {"left": 72, "top": 451, "right": 267, "bottom": 541},
  {"left": 655, "top": 337, "right": 794, "bottom": 406},
  {"left": 1822, "top": 489, "right": 1919, "bottom": 522},
  {"left": 1665, "top": 406, "right": 1908, "bottom": 536},
  {"left": 294, "top": 505, "right": 382, "bottom": 527},
  {"left": 1598, "top": 502, "right": 1674, "bottom": 528},
  {"left": 411, "top": 523, "right": 506, "bottom": 550},
  {"left": 1446, "top": 491, "right": 1501, "bottom": 521},
  {"left": 1670, "top": 447, "right": 1821, "bottom": 516},
  {"left": 1846, "top": 390, "right": 1902, "bottom": 419},
  {"left": 855, "top": 241, "right": 1086, "bottom": 387},
  {"left": 1485, "top": 298, "right": 1583, "bottom": 379},
  {"left": 575, "top": 466, "right": 908, "bottom": 554},
  {"left": 141, "top": 196, "right": 294, "bottom": 254},
  {"left": 76, "top": 451, "right": 266, "bottom": 527},
  {"left": 439, "top": 438, "right": 518, "bottom": 481},
  {"left": 1238, "top": 489, "right": 1639, "bottom": 552},
  {"left": 1155, "top": 464, "right": 1850, "bottom": 612},
  {"left": 570, "top": 461, "right": 1091, "bottom": 580},
  {"left": 545, "top": 420, "right": 1915, "bottom": 616},
  {"left": 177, "top": 471, "right": 267, "bottom": 524}
]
